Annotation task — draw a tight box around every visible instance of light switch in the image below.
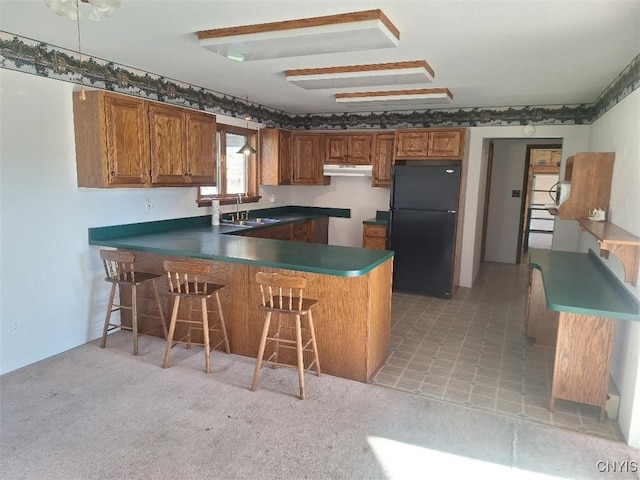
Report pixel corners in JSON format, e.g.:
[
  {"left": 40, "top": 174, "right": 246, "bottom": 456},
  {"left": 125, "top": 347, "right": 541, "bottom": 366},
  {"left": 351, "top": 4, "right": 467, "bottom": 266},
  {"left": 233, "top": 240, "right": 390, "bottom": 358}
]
[{"left": 512, "top": 190, "right": 521, "bottom": 198}]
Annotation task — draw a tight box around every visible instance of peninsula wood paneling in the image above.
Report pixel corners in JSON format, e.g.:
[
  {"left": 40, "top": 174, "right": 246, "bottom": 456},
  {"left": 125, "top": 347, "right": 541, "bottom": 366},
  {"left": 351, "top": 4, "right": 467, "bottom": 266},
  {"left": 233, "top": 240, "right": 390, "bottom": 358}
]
[
  {"left": 115, "top": 251, "right": 392, "bottom": 383},
  {"left": 550, "top": 312, "right": 616, "bottom": 420}
]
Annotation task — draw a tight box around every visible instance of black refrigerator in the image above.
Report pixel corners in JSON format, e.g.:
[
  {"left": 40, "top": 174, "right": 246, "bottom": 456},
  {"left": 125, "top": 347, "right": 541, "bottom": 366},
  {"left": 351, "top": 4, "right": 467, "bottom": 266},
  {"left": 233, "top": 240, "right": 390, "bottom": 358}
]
[{"left": 389, "top": 162, "right": 461, "bottom": 298}]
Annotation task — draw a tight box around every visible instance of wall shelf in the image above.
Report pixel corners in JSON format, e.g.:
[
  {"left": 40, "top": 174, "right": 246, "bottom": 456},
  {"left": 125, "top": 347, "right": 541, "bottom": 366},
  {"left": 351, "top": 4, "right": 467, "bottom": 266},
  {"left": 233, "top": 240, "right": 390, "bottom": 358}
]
[{"left": 579, "top": 219, "right": 640, "bottom": 286}]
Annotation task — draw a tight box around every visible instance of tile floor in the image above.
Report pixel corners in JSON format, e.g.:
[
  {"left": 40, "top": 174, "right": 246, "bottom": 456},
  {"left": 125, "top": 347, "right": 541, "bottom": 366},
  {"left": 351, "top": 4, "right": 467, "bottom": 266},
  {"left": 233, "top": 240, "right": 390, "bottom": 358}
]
[{"left": 371, "top": 259, "right": 624, "bottom": 442}]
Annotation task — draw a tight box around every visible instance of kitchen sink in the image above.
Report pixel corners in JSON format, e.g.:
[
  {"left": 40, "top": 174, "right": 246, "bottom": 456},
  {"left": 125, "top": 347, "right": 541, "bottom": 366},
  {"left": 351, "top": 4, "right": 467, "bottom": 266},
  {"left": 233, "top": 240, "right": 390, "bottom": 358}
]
[{"left": 221, "top": 217, "right": 281, "bottom": 227}]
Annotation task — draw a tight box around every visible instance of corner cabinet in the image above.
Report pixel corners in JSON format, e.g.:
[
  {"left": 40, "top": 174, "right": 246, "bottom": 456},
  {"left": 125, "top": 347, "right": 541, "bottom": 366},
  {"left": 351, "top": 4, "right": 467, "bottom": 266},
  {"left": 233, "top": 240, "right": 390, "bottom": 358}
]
[
  {"left": 73, "top": 91, "right": 216, "bottom": 188},
  {"left": 292, "top": 133, "right": 330, "bottom": 185},
  {"left": 395, "top": 128, "right": 465, "bottom": 160},
  {"left": 260, "top": 128, "right": 291, "bottom": 185}
]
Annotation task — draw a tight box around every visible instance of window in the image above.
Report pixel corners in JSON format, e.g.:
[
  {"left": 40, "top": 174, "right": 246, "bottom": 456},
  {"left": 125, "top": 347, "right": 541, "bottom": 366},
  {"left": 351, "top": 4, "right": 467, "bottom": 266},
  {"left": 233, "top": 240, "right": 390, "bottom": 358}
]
[{"left": 198, "top": 124, "right": 259, "bottom": 206}]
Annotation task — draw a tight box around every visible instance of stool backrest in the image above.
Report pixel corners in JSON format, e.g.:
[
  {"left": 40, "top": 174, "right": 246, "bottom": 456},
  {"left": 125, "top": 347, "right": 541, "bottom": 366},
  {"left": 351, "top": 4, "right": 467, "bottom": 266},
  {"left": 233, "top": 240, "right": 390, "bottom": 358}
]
[
  {"left": 164, "top": 260, "right": 212, "bottom": 295},
  {"left": 100, "top": 249, "right": 137, "bottom": 283},
  {"left": 255, "top": 272, "right": 307, "bottom": 312}
]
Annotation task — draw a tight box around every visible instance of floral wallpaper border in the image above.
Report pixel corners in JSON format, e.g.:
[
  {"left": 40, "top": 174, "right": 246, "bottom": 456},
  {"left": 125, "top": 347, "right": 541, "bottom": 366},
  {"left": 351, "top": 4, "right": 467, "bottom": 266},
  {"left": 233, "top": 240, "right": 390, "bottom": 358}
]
[{"left": 1, "top": 31, "right": 638, "bottom": 130}]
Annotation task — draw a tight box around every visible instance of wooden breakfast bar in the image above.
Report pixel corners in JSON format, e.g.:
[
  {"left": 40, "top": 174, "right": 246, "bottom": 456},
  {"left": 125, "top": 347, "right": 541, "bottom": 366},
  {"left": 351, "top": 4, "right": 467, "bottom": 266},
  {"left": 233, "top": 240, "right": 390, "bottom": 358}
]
[
  {"left": 89, "top": 212, "right": 394, "bottom": 383},
  {"left": 526, "top": 248, "right": 640, "bottom": 419}
]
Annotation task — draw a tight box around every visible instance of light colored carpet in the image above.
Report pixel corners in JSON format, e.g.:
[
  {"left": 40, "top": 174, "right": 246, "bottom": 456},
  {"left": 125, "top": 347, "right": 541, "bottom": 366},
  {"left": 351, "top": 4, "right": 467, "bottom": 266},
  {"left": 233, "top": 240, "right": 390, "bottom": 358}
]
[{"left": 1, "top": 332, "right": 638, "bottom": 480}]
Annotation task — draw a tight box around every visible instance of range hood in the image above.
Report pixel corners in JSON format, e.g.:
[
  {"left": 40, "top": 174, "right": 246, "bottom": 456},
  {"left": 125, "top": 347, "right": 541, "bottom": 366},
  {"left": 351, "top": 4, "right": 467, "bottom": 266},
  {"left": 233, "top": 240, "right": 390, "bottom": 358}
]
[{"left": 323, "top": 164, "right": 373, "bottom": 177}]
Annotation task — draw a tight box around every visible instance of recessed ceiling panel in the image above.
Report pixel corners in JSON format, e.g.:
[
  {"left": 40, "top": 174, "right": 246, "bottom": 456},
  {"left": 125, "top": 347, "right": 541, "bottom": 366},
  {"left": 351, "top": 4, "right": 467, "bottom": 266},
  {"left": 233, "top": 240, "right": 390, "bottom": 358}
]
[
  {"left": 197, "top": 10, "right": 399, "bottom": 61},
  {"left": 335, "top": 88, "right": 453, "bottom": 105},
  {"left": 286, "top": 61, "right": 434, "bottom": 90}
]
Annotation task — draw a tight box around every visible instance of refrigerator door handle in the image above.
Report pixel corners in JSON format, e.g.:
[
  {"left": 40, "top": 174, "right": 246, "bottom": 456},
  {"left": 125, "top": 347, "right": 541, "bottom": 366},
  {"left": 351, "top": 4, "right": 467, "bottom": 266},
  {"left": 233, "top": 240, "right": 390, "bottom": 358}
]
[{"left": 448, "top": 210, "right": 457, "bottom": 214}]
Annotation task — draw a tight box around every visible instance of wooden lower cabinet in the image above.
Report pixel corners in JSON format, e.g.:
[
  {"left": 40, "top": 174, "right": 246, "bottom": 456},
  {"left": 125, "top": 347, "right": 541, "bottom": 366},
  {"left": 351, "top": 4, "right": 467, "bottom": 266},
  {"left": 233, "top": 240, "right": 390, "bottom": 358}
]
[
  {"left": 243, "top": 223, "right": 293, "bottom": 240},
  {"left": 525, "top": 268, "right": 558, "bottom": 347},
  {"left": 363, "top": 224, "right": 388, "bottom": 249},
  {"left": 129, "top": 251, "right": 392, "bottom": 382},
  {"left": 550, "top": 312, "right": 615, "bottom": 420},
  {"left": 242, "top": 219, "right": 328, "bottom": 244}
]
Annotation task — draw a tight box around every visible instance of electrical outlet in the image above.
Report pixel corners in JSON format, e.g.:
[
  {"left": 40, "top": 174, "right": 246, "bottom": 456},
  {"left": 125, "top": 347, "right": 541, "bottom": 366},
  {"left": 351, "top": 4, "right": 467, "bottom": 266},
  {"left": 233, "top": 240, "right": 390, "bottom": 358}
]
[
  {"left": 145, "top": 197, "right": 154, "bottom": 211},
  {"left": 9, "top": 321, "right": 20, "bottom": 335}
]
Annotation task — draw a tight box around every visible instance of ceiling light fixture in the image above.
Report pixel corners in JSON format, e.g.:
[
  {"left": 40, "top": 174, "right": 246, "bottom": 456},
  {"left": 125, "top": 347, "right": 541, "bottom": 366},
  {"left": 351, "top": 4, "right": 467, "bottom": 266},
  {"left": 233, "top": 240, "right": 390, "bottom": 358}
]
[
  {"left": 286, "top": 61, "right": 434, "bottom": 90},
  {"left": 237, "top": 96, "right": 257, "bottom": 156},
  {"left": 46, "top": 0, "right": 121, "bottom": 21},
  {"left": 197, "top": 9, "right": 399, "bottom": 61},
  {"left": 335, "top": 88, "right": 453, "bottom": 105}
]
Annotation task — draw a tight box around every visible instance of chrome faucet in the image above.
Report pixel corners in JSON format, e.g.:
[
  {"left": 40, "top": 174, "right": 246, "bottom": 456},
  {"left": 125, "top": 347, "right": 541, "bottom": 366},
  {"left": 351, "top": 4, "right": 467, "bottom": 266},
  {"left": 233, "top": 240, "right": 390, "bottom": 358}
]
[{"left": 236, "top": 193, "right": 242, "bottom": 219}]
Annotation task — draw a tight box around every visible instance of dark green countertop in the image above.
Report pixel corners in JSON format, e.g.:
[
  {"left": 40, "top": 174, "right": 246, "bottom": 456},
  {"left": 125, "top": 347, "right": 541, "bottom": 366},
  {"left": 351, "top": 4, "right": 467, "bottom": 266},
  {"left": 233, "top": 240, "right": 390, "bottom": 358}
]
[
  {"left": 363, "top": 210, "right": 390, "bottom": 226},
  {"left": 88, "top": 207, "right": 394, "bottom": 277},
  {"left": 529, "top": 248, "right": 639, "bottom": 321}
]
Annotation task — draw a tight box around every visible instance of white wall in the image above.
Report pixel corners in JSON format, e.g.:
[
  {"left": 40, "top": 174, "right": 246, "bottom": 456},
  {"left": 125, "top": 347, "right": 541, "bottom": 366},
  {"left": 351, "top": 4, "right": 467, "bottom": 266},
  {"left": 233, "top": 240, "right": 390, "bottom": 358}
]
[
  {"left": 0, "top": 69, "right": 290, "bottom": 374},
  {"left": 585, "top": 89, "right": 640, "bottom": 447},
  {"left": 484, "top": 139, "right": 558, "bottom": 264},
  {"left": 289, "top": 177, "right": 390, "bottom": 247}
]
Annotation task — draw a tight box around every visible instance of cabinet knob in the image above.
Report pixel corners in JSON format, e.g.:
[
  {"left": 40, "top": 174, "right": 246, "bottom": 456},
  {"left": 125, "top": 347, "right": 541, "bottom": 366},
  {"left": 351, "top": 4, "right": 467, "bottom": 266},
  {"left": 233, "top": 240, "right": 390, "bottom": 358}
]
[{"left": 110, "top": 171, "right": 116, "bottom": 177}]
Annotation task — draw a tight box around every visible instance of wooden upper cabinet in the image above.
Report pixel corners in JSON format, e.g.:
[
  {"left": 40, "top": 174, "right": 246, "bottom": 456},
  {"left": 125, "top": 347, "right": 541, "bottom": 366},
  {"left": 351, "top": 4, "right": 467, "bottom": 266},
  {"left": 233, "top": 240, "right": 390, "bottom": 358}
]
[
  {"left": 372, "top": 133, "right": 394, "bottom": 187},
  {"left": 292, "top": 133, "right": 329, "bottom": 185},
  {"left": 74, "top": 90, "right": 150, "bottom": 187},
  {"left": 395, "top": 131, "right": 429, "bottom": 158},
  {"left": 73, "top": 91, "right": 216, "bottom": 188},
  {"left": 395, "top": 129, "right": 465, "bottom": 160},
  {"left": 260, "top": 128, "right": 291, "bottom": 185},
  {"left": 324, "top": 134, "right": 372, "bottom": 164},
  {"left": 149, "top": 105, "right": 217, "bottom": 185},
  {"left": 557, "top": 152, "right": 615, "bottom": 220},
  {"left": 185, "top": 110, "right": 217, "bottom": 185},
  {"left": 149, "top": 104, "right": 187, "bottom": 184}
]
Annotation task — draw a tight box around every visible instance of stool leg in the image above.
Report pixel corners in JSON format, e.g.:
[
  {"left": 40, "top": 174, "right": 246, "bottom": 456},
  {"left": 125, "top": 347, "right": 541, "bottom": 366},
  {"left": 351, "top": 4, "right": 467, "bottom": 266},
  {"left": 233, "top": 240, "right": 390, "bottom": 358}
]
[
  {"left": 100, "top": 283, "right": 117, "bottom": 348},
  {"left": 307, "top": 311, "right": 321, "bottom": 377},
  {"left": 215, "top": 291, "right": 230, "bottom": 354},
  {"left": 295, "top": 314, "right": 305, "bottom": 400},
  {"left": 131, "top": 284, "right": 139, "bottom": 356},
  {"left": 272, "top": 313, "right": 282, "bottom": 368},
  {"left": 251, "top": 312, "right": 272, "bottom": 392},
  {"left": 163, "top": 296, "right": 180, "bottom": 369},
  {"left": 152, "top": 280, "right": 168, "bottom": 339},
  {"left": 202, "top": 298, "right": 211, "bottom": 374},
  {"left": 186, "top": 299, "right": 194, "bottom": 350}
]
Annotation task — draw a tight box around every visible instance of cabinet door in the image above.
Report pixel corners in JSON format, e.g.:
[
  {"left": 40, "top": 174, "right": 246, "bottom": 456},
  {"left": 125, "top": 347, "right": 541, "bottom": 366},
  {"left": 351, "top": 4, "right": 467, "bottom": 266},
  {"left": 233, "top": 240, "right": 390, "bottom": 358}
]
[
  {"left": 395, "top": 131, "right": 429, "bottom": 158},
  {"left": 278, "top": 129, "right": 292, "bottom": 184},
  {"left": 103, "top": 94, "right": 150, "bottom": 185},
  {"left": 292, "top": 133, "right": 322, "bottom": 184},
  {"left": 148, "top": 103, "right": 187, "bottom": 184},
  {"left": 260, "top": 128, "right": 291, "bottom": 185},
  {"left": 185, "top": 111, "right": 217, "bottom": 185},
  {"left": 427, "top": 130, "right": 463, "bottom": 158},
  {"left": 372, "top": 133, "right": 394, "bottom": 187},
  {"left": 348, "top": 135, "right": 373, "bottom": 164},
  {"left": 324, "top": 135, "right": 348, "bottom": 164}
]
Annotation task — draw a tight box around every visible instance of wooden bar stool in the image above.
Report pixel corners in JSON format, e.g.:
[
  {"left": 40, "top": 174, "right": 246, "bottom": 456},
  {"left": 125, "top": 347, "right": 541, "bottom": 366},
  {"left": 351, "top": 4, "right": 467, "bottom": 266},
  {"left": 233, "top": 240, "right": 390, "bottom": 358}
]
[
  {"left": 99, "top": 249, "right": 168, "bottom": 356},
  {"left": 162, "top": 260, "right": 230, "bottom": 374},
  {"left": 251, "top": 272, "right": 321, "bottom": 399}
]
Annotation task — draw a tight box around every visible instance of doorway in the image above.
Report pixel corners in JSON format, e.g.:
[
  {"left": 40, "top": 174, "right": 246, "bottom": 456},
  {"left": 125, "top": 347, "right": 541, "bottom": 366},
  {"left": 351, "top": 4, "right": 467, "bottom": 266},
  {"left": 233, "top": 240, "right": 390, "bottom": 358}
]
[{"left": 481, "top": 140, "right": 562, "bottom": 265}]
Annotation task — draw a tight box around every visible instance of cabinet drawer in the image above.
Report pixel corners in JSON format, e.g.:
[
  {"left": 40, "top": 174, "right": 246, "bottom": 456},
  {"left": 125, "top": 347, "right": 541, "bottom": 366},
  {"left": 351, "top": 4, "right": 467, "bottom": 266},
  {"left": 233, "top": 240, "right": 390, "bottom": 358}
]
[
  {"left": 364, "top": 236, "right": 387, "bottom": 250},
  {"left": 364, "top": 225, "right": 388, "bottom": 237}
]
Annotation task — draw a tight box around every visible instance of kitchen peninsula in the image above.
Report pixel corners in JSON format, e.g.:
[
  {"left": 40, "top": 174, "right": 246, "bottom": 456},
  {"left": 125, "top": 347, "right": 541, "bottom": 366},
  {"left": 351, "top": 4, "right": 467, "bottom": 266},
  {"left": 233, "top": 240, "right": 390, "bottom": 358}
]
[{"left": 89, "top": 208, "right": 394, "bottom": 382}]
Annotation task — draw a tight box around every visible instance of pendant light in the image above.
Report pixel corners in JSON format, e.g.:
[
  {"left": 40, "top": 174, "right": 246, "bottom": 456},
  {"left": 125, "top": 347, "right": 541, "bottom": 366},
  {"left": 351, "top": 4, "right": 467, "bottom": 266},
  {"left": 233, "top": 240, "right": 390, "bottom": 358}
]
[{"left": 237, "top": 95, "right": 257, "bottom": 155}]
